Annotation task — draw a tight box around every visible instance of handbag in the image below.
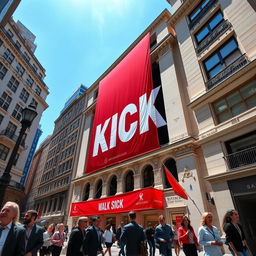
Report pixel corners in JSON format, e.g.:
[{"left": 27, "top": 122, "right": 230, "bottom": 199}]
[{"left": 140, "top": 241, "right": 148, "bottom": 256}]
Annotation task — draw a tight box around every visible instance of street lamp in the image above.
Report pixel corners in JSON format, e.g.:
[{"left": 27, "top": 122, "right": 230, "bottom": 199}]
[{"left": 0, "top": 104, "right": 38, "bottom": 207}]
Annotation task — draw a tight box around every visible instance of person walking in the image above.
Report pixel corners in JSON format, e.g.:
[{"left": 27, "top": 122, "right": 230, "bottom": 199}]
[
  {"left": 67, "top": 217, "right": 89, "bottom": 256},
  {"left": 120, "top": 211, "right": 145, "bottom": 256},
  {"left": 222, "top": 209, "right": 251, "bottom": 256},
  {"left": 83, "top": 216, "right": 104, "bottom": 256},
  {"left": 172, "top": 224, "right": 181, "bottom": 256},
  {"left": 198, "top": 212, "right": 223, "bottom": 256},
  {"left": 103, "top": 224, "right": 115, "bottom": 256},
  {"left": 40, "top": 223, "right": 55, "bottom": 256},
  {"left": 155, "top": 215, "right": 174, "bottom": 256},
  {"left": 23, "top": 209, "right": 44, "bottom": 256},
  {"left": 178, "top": 216, "right": 198, "bottom": 256},
  {"left": 51, "top": 223, "right": 65, "bottom": 256},
  {"left": 0, "top": 201, "right": 25, "bottom": 256},
  {"left": 116, "top": 221, "right": 125, "bottom": 256},
  {"left": 145, "top": 223, "right": 155, "bottom": 256}
]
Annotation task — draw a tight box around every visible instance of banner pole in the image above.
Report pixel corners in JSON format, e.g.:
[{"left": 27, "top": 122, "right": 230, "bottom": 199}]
[{"left": 187, "top": 193, "right": 202, "bottom": 216}]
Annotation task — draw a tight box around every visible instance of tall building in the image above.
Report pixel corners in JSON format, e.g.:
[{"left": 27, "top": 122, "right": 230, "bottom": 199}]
[
  {"left": 0, "top": 18, "right": 49, "bottom": 205},
  {"left": 0, "top": 0, "right": 21, "bottom": 26}
]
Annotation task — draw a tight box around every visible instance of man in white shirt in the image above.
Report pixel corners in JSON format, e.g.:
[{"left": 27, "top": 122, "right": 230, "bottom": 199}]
[{"left": 0, "top": 201, "right": 25, "bottom": 256}]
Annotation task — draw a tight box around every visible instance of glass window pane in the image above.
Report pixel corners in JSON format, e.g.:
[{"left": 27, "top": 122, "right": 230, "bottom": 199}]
[
  {"left": 218, "top": 111, "right": 231, "bottom": 123},
  {"left": 202, "top": 0, "right": 211, "bottom": 8},
  {"left": 246, "top": 95, "right": 256, "bottom": 108},
  {"left": 220, "top": 39, "right": 237, "bottom": 58},
  {"left": 209, "top": 64, "right": 223, "bottom": 78},
  {"left": 214, "top": 99, "right": 228, "bottom": 113},
  {"left": 240, "top": 80, "right": 256, "bottom": 99},
  {"left": 209, "top": 12, "right": 223, "bottom": 30},
  {"left": 205, "top": 53, "right": 220, "bottom": 71},
  {"left": 231, "top": 103, "right": 246, "bottom": 116},
  {"left": 196, "top": 26, "right": 210, "bottom": 43},
  {"left": 190, "top": 9, "right": 201, "bottom": 21},
  {"left": 226, "top": 91, "right": 242, "bottom": 107}
]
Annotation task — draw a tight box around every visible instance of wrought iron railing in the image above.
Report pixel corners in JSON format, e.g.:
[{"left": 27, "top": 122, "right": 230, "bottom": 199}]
[
  {"left": 206, "top": 54, "right": 249, "bottom": 89},
  {"left": 224, "top": 146, "right": 256, "bottom": 169},
  {"left": 189, "top": 0, "right": 217, "bottom": 29},
  {"left": 196, "top": 20, "right": 232, "bottom": 54}
]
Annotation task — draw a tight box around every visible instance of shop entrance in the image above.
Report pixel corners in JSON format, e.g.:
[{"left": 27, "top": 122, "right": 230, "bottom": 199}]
[{"left": 144, "top": 214, "right": 159, "bottom": 228}]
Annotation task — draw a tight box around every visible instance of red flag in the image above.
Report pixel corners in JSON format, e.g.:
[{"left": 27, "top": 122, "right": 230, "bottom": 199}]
[{"left": 164, "top": 166, "right": 188, "bottom": 200}]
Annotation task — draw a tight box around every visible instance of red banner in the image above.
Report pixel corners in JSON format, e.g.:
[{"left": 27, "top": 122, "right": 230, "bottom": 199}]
[
  {"left": 86, "top": 33, "right": 166, "bottom": 174},
  {"left": 70, "top": 188, "right": 164, "bottom": 216}
]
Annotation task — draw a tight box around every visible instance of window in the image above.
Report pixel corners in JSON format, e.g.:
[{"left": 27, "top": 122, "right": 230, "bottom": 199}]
[
  {"left": 164, "top": 158, "right": 178, "bottom": 189},
  {"left": 125, "top": 171, "right": 134, "bottom": 192},
  {"left": 35, "top": 86, "right": 41, "bottom": 96},
  {"left": 3, "top": 49, "right": 15, "bottom": 64},
  {"left": 15, "top": 41, "right": 21, "bottom": 49},
  {"left": 7, "top": 29, "right": 13, "bottom": 38},
  {"left": 7, "top": 76, "right": 20, "bottom": 92},
  {"left": 0, "top": 39, "right": 3, "bottom": 47},
  {"left": 109, "top": 176, "right": 117, "bottom": 196},
  {"left": 30, "top": 98, "right": 38, "bottom": 109},
  {"left": 12, "top": 104, "right": 23, "bottom": 121},
  {"left": 0, "top": 144, "right": 9, "bottom": 161},
  {"left": 0, "top": 114, "right": 4, "bottom": 125},
  {"left": 213, "top": 79, "right": 256, "bottom": 123},
  {"left": 203, "top": 38, "right": 241, "bottom": 79},
  {"left": 195, "top": 11, "right": 224, "bottom": 44},
  {"left": 189, "top": 0, "right": 212, "bottom": 22},
  {"left": 26, "top": 75, "right": 34, "bottom": 87},
  {"left": 32, "top": 64, "right": 38, "bottom": 72},
  {"left": 143, "top": 165, "right": 154, "bottom": 188},
  {"left": 7, "top": 122, "right": 17, "bottom": 137},
  {"left": 95, "top": 180, "right": 102, "bottom": 199},
  {"left": 23, "top": 52, "right": 30, "bottom": 62},
  {"left": 0, "top": 62, "right": 8, "bottom": 80},
  {"left": 20, "top": 88, "right": 29, "bottom": 103},
  {"left": 83, "top": 183, "right": 90, "bottom": 201},
  {"left": 0, "top": 92, "right": 12, "bottom": 111},
  {"left": 16, "top": 63, "right": 25, "bottom": 77}
]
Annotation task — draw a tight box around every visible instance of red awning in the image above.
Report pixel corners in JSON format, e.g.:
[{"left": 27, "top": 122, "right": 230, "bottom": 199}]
[{"left": 70, "top": 187, "right": 164, "bottom": 217}]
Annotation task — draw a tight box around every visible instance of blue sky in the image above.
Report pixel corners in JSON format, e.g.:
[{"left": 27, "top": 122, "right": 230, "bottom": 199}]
[{"left": 13, "top": 0, "right": 171, "bottom": 145}]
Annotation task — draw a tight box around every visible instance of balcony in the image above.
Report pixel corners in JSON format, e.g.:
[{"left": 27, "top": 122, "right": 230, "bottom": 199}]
[
  {"left": 205, "top": 54, "right": 249, "bottom": 90},
  {"left": 196, "top": 20, "right": 232, "bottom": 54},
  {"left": 189, "top": 0, "right": 217, "bottom": 30},
  {"left": 8, "top": 180, "right": 25, "bottom": 192},
  {"left": 0, "top": 129, "right": 26, "bottom": 148},
  {"left": 225, "top": 146, "right": 256, "bottom": 169}
]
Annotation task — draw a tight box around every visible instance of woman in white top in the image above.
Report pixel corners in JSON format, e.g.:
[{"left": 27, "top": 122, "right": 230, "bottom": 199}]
[
  {"left": 40, "top": 223, "right": 55, "bottom": 256},
  {"left": 198, "top": 212, "right": 223, "bottom": 256},
  {"left": 103, "top": 224, "right": 115, "bottom": 256}
]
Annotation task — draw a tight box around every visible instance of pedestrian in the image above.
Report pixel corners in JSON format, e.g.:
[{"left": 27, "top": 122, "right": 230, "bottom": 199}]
[
  {"left": 145, "top": 223, "right": 155, "bottom": 256},
  {"left": 198, "top": 212, "right": 223, "bottom": 256},
  {"left": 103, "top": 224, "right": 115, "bottom": 256},
  {"left": 40, "top": 223, "right": 55, "bottom": 256},
  {"left": 116, "top": 221, "right": 125, "bottom": 256},
  {"left": 222, "top": 209, "right": 252, "bottom": 256},
  {"left": 83, "top": 216, "right": 104, "bottom": 256},
  {"left": 178, "top": 216, "right": 198, "bottom": 256},
  {"left": 51, "top": 223, "right": 65, "bottom": 256},
  {"left": 155, "top": 215, "right": 174, "bottom": 256},
  {"left": 0, "top": 201, "right": 25, "bottom": 256},
  {"left": 23, "top": 209, "right": 44, "bottom": 256},
  {"left": 120, "top": 211, "right": 145, "bottom": 256},
  {"left": 172, "top": 224, "right": 181, "bottom": 256},
  {"left": 67, "top": 216, "right": 89, "bottom": 256}
]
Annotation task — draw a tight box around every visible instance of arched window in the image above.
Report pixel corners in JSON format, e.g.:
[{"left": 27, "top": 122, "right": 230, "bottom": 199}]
[
  {"left": 109, "top": 175, "right": 117, "bottom": 196},
  {"left": 125, "top": 171, "right": 134, "bottom": 192},
  {"left": 83, "top": 183, "right": 90, "bottom": 201},
  {"left": 95, "top": 179, "right": 102, "bottom": 199},
  {"left": 163, "top": 158, "right": 178, "bottom": 188},
  {"left": 143, "top": 165, "right": 154, "bottom": 188}
]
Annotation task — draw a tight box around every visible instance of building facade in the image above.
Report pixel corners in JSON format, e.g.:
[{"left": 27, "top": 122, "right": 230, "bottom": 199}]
[
  {"left": 0, "top": 18, "right": 49, "bottom": 205},
  {"left": 0, "top": 0, "right": 21, "bottom": 27}
]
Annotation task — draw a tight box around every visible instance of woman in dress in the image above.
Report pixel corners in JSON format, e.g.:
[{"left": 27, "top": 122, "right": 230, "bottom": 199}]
[
  {"left": 103, "top": 224, "right": 115, "bottom": 256},
  {"left": 40, "top": 223, "right": 55, "bottom": 256},
  {"left": 222, "top": 209, "right": 251, "bottom": 256},
  {"left": 51, "top": 223, "right": 65, "bottom": 256},
  {"left": 198, "top": 212, "right": 223, "bottom": 256},
  {"left": 178, "top": 216, "right": 199, "bottom": 256}
]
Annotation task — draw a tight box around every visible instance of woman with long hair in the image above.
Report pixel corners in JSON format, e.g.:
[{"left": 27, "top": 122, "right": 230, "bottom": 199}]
[
  {"left": 222, "top": 209, "right": 251, "bottom": 256},
  {"left": 178, "top": 216, "right": 199, "bottom": 256},
  {"left": 103, "top": 224, "right": 115, "bottom": 256},
  {"left": 198, "top": 212, "right": 222, "bottom": 256},
  {"left": 40, "top": 223, "right": 55, "bottom": 256},
  {"left": 51, "top": 223, "right": 65, "bottom": 256}
]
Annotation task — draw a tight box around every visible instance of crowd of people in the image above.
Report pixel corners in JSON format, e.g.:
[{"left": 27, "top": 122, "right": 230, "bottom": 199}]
[{"left": 0, "top": 201, "right": 253, "bottom": 256}]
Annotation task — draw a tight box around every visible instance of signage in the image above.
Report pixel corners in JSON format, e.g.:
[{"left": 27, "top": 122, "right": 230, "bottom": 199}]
[
  {"left": 228, "top": 175, "right": 256, "bottom": 196},
  {"left": 70, "top": 187, "right": 164, "bottom": 216},
  {"left": 85, "top": 33, "right": 166, "bottom": 174},
  {"left": 165, "top": 195, "right": 185, "bottom": 207}
]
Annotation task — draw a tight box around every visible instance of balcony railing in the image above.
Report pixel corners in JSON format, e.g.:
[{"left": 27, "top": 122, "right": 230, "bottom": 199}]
[
  {"left": 0, "top": 129, "right": 26, "bottom": 147},
  {"left": 189, "top": 0, "right": 217, "bottom": 30},
  {"left": 225, "top": 146, "right": 256, "bottom": 169},
  {"left": 196, "top": 20, "right": 232, "bottom": 54},
  {"left": 205, "top": 54, "right": 249, "bottom": 90},
  {"left": 8, "top": 180, "right": 25, "bottom": 191}
]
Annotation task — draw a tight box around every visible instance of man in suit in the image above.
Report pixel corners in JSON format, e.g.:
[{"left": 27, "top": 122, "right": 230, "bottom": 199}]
[
  {"left": 84, "top": 216, "right": 103, "bottom": 256},
  {"left": 0, "top": 201, "right": 25, "bottom": 256},
  {"left": 120, "top": 211, "right": 145, "bottom": 256},
  {"left": 23, "top": 209, "right": 44, "bottom": 256},
  {"left": 116, "top": 221, "right": 125, "bottom": 256},
  {"left": 67, "top": 216, "right": 89, "bottom": 256}
]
